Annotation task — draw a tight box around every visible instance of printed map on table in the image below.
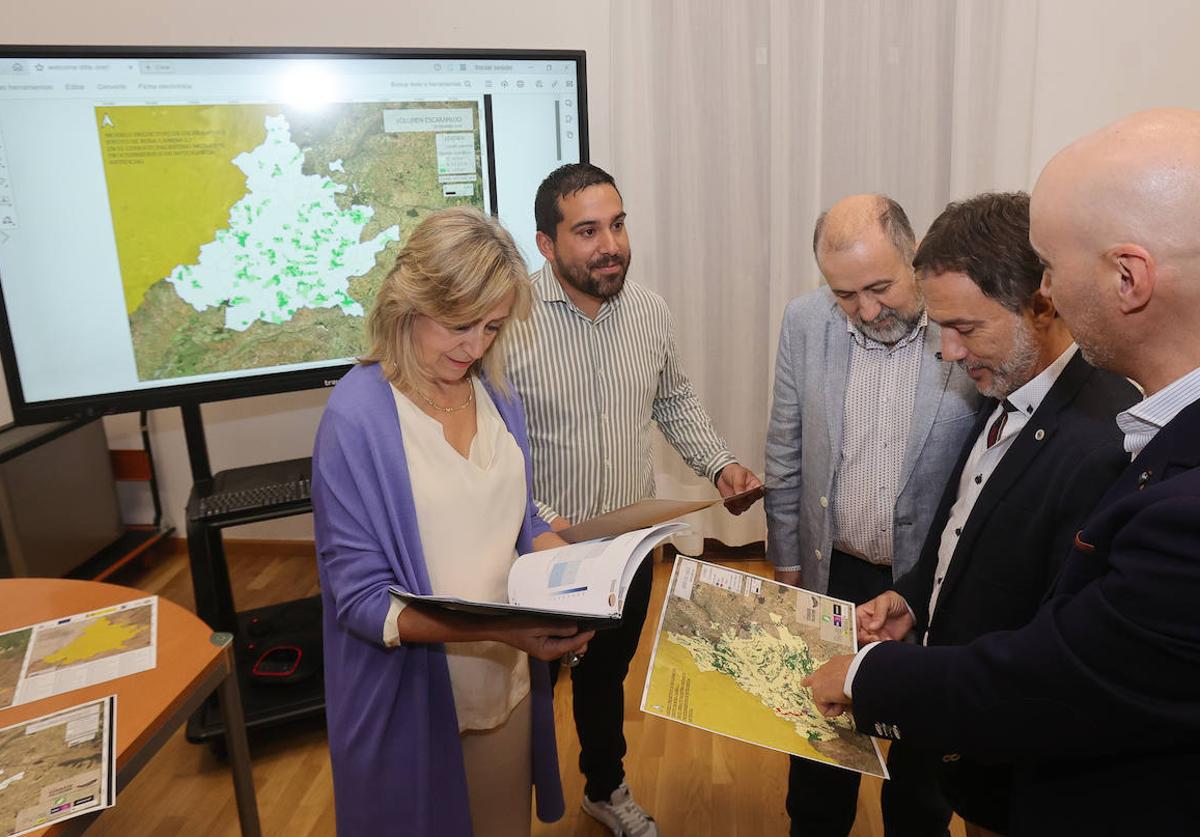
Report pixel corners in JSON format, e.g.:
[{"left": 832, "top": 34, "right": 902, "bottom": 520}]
[
  {"left": 1, "top": 598, "right": 156, "bottom": 708},
  {"left": 641, "top": 558, "right": 887, "bottom": 777},
  {"left": 0, "top": 630, "right": 32, "bottom": 710},
  {"left": 0, "top": 696, "right": 116, "bottom": 837},
  {"left": 96, "top": 100, "right": 485, "bottom": 380}
]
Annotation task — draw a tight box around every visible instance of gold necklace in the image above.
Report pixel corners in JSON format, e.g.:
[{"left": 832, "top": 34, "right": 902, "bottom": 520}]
[{"left": 415, "top": 382, "right": 474, "bottom": 414}]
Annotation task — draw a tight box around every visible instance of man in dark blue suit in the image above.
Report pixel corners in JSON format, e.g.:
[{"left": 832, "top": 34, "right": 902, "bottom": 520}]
[
  {"left": 805, "top": 108, "right": 1200, "bottom": 836},
  {"left": 851, "top": 191, "right": 1137, "bottom": 836}
]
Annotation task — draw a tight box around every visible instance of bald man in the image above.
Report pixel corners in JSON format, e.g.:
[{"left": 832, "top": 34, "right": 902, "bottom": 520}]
[
  {"left": 805, "top": 109, "right": 1200, "bottom": 834},
  {"left": 766, "top": 194, "right": 980, "bottom": 836}
]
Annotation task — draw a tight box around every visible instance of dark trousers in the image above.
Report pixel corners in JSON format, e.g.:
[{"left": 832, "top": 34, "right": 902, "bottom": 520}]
[
  {"left": 558, "top": 555, "right": 655, "bottom": 802},
  {"left": 787, "top": 549, "right": 951, "bottom": 837}
]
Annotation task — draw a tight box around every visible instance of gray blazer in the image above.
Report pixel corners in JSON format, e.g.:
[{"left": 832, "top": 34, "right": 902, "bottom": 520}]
[{"left": 765, "top": 288, "right": 981, "bottom": 593}]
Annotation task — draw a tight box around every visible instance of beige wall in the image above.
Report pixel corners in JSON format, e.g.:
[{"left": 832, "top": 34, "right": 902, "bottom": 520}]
[
  {"left": 1025, "top": 0, "right": 1200, "bottom": 181},
  {"left": 2, "top": 0, "right": 612, "bottom": 538}
]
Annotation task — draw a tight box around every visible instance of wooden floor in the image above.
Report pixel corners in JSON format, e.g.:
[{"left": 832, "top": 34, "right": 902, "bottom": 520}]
[{"left": 89, "top": 543, "right": 966, "bottom": 836}]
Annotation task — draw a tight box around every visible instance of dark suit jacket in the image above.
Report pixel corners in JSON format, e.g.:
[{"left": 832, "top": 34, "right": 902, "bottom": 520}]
[
  {"left": 890, "top": 353, "right": 1137, "bottom": 830},
  {"left": 852, "top": 395, "right": 1200, "bottom": 836},
  {"left": 898, "top": 352, "right": 1138, "bottom": 644}
]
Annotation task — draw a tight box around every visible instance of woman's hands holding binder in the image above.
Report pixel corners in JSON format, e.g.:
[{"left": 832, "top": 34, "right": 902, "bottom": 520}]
[
  {"left": 498, "top": 619, "right": 594, "bottom": 662},
  {"left": 397, "top": 603, "right": 591, "bottom": 662}
]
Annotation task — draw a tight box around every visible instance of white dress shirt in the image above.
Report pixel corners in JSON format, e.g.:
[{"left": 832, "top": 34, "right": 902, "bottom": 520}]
[{"left": 924, "top": 344, "right": 1078, "bottom": 623}]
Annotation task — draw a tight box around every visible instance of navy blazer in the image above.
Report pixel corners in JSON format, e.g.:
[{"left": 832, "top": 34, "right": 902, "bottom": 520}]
[
  {"left": 891, "top": 352, "right": 1137, "bottom": 829},
  {"left": 898, "top": 353, "right": 1138, "bottom": 642},
  {"left": 852, "top": 395, "right": 1200, "bottom": 835}
]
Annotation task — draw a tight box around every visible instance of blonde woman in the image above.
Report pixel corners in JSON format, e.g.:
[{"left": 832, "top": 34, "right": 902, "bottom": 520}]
[{"left": 313, "top": 208, "right": 591, "bottom": 836}]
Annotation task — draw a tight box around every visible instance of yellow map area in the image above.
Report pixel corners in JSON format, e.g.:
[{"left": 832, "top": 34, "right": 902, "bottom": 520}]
[
  {"left": 96, "top": 105, "right": 275, "bottom": 313},
  {"left": 644, "top": 632, "right": 830, "bottom": 763},
  {"left": 40, "top": 617, "right": 144, "bottom": 667}
]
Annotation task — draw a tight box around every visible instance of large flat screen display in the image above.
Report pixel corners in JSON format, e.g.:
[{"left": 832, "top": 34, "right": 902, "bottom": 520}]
[{"left": 0, "top": 47, "right": 587, "bottom": 422}]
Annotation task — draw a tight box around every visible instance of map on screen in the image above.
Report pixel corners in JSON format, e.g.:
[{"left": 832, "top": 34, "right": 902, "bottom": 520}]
[
  {"left": 96, "top": 101, "right": 485, "bottom": 380},
  {"left": 0, "top": 50, "right": 585, "bottom": 419}
]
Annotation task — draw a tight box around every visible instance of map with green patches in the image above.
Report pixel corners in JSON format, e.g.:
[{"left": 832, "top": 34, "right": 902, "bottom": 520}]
[
  {"left": 641, "top": 558, "right": 887, "bottom": 777},
  {"left": 99, "top": 101, "right": 484, "bottom": 380}
]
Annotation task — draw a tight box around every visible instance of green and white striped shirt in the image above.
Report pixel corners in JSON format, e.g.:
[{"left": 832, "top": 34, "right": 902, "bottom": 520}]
[{"left": 505, "top": 261, "right": 736, "bottom": 524}]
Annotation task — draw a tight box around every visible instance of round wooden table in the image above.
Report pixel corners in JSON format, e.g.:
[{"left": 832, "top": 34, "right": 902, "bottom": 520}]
[{"left": 0, "top": 578, "right": 261, "bottom": 836}]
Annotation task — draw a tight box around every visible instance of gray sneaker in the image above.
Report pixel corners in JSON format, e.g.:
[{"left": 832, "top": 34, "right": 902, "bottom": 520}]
[{"left": 580, "top": 783, "right": 660, "bottom": 837}]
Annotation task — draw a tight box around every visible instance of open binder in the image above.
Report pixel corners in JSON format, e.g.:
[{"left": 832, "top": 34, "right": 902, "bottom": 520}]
[{"left": 389, "top": 486, "right": 765, "bottom": 629}]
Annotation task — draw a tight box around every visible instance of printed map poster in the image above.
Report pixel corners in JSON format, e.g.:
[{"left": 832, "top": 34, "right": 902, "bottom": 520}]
[
  {"left": 95, "top": 101, "right": 485, "bottom": 381},
  {"left": 641, "top": 559, "right": 887, "bottom": 777},
  {"left": 0, "top": 695, "right": 116, "bottom": 837},
  {"left": 7, "top": 597, "right": 156, "bottom": 708}
]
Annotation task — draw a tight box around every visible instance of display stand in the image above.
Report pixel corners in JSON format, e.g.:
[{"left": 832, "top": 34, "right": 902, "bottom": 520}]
[{"left": 179, "top": 402, "right": 325, "bottom": 745}]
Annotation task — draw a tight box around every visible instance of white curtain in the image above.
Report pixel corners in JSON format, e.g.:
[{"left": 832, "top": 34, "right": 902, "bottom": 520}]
[{"left": 608, "top": 0, "right": 1039, "bottom": 549}]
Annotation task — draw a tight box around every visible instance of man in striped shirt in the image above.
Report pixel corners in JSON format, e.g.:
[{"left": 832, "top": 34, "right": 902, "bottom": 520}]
[{"left": 507, "top": 163, "right": 761, "bottom": 836}]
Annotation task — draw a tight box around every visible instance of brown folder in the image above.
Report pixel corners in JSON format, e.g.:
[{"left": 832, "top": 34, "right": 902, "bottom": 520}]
[{"left": 558, "top": 485, "right": 765, "bottom": 544}]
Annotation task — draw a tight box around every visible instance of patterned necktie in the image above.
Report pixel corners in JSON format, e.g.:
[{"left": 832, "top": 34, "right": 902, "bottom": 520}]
[{"left": 986, "top": 400, "right": 1019, "bottom": 448}]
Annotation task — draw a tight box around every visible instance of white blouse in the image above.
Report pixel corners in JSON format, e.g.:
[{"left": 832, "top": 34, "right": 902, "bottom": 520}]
[{"left": 387, "top": 376, "right": 531, "bottom": 732}]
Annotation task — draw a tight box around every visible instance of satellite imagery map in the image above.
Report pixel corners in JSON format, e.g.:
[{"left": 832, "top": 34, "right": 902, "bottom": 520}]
[{"left": 96, "top": 100, "right": 485, "bottom": 380}]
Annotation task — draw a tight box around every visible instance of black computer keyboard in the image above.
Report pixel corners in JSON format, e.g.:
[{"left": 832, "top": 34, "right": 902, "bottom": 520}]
[{"left": 192, "top": 478, "right": 312, "bottom": 520}]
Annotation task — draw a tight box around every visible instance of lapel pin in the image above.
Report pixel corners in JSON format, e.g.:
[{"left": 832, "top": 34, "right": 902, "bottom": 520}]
[
  {"left": 1034, "top": 429, "right": 1045, "bottom": 441},
  {"left": 1138, "top": 470, "right": 1152, "bottom": 489}
]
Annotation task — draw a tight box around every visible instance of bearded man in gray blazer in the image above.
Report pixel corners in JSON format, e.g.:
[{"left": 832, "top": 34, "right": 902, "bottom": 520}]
[{"left": 765, "top": 194, "right": 980, "bottom": 837}]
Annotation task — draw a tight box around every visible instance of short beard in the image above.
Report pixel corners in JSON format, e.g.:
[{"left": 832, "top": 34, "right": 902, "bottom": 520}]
[
  {"left": 961, "top": 317, "right": 1041, "bottom": 399},
  {"left": 554, "top": 251, "right": 630, "bottom": 300},
  {"left": 855, "top": 304, "right": 923, "bottom": 345},
  {"left": 1077, "top": 339, "right": 1116, "bottom": 371},
  {"left": 1067, "top": 305, "right": 1118, "bottom": 372}
]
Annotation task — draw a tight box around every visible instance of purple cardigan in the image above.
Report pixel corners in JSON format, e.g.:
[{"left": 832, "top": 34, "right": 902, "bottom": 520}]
[{"left": 312, "top": 362, "right": 563, "bottom": 835}]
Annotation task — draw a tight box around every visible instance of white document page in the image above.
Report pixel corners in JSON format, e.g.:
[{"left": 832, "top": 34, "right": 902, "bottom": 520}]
[
  {"left": 10, "top": 597, "right": 157, "bottom": 706},
  {"left": 508, "top": 523, "right": 687, "bottom": 615}
]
